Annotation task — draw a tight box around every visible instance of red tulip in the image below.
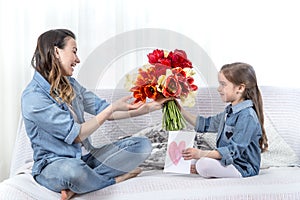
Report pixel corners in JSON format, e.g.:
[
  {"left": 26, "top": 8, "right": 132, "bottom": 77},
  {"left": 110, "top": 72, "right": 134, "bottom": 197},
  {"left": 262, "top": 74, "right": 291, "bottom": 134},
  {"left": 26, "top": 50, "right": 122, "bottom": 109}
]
[{"left": 162, "top": 74, "right": 182, "bottom": 98}]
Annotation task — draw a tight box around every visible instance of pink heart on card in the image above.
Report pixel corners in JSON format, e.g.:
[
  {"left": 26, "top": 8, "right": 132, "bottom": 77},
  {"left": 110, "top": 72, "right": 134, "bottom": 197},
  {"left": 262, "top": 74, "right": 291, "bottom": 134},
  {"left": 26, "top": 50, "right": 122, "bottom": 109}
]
[{"left": 168, "top": 141, "right": 186, "bottom": 165}]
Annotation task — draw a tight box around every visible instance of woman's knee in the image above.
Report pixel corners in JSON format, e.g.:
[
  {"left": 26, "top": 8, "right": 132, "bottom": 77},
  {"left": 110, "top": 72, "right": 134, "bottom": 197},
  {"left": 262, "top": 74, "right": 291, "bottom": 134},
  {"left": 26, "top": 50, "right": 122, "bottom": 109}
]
[
  {"left": 123, "top": 136, "right": 152, "bottom": 154},
  {"left": 136, "top": 136, "right": 152, "bottom": 154},
  {"left": 126, "top": 136, "right": 152, "bottom": 160}
]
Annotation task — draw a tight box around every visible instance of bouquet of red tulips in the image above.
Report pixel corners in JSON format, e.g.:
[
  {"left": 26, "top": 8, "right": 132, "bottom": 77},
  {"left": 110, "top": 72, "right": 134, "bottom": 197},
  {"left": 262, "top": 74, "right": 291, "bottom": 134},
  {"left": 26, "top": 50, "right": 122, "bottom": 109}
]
[{"left": 128, "top": 49, "right": 198, "bottom": 131}]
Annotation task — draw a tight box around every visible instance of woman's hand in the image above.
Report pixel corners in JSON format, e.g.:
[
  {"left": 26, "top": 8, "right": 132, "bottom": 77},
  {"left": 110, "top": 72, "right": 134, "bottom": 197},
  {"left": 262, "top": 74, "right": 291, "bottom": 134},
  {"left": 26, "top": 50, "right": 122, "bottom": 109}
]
[
  {"left": 112, "top": 96, "right": 144, "bottom": 112},
  {"left": 108, "top": 96, "right": 173, "bottom": 120},
  {"left": 144, "top": 97, "right": 172, "bottom": 112}
]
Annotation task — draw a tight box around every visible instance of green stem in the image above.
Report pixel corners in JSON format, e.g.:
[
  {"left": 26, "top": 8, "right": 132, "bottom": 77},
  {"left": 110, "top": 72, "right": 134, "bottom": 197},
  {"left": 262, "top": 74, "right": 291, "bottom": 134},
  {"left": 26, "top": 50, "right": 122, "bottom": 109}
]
[{"left": 162, "top": 100, "right": 186, "bottom": 131}]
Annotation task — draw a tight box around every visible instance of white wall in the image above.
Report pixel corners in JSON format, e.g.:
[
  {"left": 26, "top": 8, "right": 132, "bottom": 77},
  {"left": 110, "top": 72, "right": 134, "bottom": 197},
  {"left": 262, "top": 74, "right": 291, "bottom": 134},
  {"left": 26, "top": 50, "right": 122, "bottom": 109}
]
[{"left": 1, "top": 0, "right": 299, "bottom": 181}]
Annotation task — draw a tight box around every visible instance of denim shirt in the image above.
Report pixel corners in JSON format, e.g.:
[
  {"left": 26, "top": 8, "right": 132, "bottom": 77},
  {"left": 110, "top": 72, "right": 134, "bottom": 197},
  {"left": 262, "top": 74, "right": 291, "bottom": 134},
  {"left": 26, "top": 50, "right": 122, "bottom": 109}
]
[
  {"left": 21, "top": 71, "right": 110, "bottom": 176},
  {"left": 195, "top": 100, "right": 262, "bottom": 177}
]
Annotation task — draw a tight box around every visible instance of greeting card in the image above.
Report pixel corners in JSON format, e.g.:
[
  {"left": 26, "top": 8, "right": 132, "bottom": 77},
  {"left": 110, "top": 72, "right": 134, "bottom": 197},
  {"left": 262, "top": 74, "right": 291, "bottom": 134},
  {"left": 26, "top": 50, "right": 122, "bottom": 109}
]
[{"left": 164, "top": 131, "right": 196, "bottom": 174}]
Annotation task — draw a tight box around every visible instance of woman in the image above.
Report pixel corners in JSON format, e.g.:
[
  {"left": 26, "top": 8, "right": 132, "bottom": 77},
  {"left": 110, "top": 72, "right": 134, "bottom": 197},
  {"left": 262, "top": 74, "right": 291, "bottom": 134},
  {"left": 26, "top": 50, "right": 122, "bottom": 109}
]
[{"left": 21, "top": 29, "right": 166, "bottom": 200}]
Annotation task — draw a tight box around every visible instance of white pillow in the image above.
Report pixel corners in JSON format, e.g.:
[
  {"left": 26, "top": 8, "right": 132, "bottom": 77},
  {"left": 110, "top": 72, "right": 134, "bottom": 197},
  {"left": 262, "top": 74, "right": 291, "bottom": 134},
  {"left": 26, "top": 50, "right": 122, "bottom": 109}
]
[
  {"left": 260, "top": 115, "right": 299, "bottom": 168},
  {"left": 9, "top": 118, "right": 34, "bottom": 177}
]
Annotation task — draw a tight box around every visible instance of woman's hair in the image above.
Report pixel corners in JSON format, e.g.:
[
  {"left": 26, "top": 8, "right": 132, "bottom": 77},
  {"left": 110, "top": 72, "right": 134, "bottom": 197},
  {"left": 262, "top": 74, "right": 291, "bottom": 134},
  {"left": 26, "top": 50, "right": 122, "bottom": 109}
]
[
  {"left": 220, "top": 62, "right": 268, "bottom": 152},
  {"left": 31, "top": 29, "right": 75, "bottom": 104}
]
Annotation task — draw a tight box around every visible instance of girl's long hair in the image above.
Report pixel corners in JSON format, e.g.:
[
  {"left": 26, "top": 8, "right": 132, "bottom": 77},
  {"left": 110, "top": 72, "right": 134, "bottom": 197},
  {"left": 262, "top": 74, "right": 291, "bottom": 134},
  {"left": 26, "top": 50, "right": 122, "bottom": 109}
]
[
  {"left": 221, "top": 62, "right": 268, "bottom": 152},
  {"left": 31, "top": 29, "right": 75, "bottom": 104}
]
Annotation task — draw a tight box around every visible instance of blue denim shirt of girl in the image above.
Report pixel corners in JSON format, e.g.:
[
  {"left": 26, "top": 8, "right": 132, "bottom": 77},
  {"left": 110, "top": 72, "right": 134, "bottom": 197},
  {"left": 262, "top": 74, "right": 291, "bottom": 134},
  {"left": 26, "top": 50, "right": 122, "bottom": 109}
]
[
  {"left": 21, "top": 71, "right": 110, "bottom": 177},
  {"left": 194, "top": 100, "right": 262, "bottom": 177}
]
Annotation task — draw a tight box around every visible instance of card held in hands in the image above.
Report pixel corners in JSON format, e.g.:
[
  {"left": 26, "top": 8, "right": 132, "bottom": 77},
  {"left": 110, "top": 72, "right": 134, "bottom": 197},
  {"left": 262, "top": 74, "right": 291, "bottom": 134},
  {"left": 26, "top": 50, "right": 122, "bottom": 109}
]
[{"left": 164, "top": 131, "right": 196, "bottom": 174}]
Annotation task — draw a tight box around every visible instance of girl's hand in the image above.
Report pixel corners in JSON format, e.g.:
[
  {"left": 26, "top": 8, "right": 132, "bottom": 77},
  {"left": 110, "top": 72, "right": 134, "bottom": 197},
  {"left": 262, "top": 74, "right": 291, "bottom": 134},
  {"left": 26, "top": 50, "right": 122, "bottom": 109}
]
[
  {"left": 182, "top": 149, "right": 222, "bottom": 160},
  {"left": 182, "top": 148, "right": 202, "bottom": 160},
  {"left": 173, "top": 99, "right": 182, "bottom": 111},
  {"left": 112, "top": 96, "right": 144, "bottom": 112}
]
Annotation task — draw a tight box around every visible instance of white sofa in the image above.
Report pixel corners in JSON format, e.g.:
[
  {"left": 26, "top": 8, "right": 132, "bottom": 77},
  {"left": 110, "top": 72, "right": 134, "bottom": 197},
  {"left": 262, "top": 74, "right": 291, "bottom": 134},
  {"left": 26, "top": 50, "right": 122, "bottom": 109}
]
[{"left": 1, "top": 87, "right": 300, "bottom": 200}]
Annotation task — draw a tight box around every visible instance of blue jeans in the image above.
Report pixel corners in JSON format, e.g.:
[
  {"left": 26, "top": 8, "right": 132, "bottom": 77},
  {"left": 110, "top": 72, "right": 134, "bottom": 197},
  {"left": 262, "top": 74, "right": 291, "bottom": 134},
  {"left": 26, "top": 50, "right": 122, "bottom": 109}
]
[{"left": 35, "top": 136, "right": 152, "bottom": 194}]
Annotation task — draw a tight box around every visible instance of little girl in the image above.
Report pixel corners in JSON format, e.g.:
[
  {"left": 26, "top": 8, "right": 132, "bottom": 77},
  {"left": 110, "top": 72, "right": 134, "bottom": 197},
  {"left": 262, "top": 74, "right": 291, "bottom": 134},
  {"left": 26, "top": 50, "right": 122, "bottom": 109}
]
[{"left": 181, "top": 62, "right": 268, "bottom": 178}]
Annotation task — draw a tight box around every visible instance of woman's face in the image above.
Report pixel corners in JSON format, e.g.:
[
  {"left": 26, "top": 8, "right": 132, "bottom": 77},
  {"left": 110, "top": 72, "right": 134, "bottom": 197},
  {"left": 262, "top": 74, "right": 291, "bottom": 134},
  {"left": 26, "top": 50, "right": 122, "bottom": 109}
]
[{"left": 55, "top": 37, "right": 80, "bottom": 76}]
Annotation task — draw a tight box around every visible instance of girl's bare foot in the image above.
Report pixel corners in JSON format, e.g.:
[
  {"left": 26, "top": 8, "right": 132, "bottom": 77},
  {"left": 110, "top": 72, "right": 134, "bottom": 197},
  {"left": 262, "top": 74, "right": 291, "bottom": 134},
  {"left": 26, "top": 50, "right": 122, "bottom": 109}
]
[
  {"left": 61, "top": 189, "right": 76, "bottom": 200},
  {"left": 190, "top": 164, "right": 198, "bottom": 174},
  {"left": 115, "top": 167, "right": 142, "bottom": 183}
]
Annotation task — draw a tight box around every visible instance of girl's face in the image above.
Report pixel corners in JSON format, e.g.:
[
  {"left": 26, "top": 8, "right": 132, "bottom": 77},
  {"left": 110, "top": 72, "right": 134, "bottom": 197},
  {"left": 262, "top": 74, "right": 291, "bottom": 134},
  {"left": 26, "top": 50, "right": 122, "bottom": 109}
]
[
  {"left": 55, "top": 37, "right": 80, "bottom": 76},
  {"left": 217, "top": 72, "right": 245, "bottom": 105}
]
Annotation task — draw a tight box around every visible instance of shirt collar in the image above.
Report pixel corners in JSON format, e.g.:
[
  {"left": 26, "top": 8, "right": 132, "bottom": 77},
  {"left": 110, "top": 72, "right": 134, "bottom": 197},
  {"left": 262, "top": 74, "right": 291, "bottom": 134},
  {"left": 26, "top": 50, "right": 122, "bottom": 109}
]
[
  {"left": 33, "top": 70, "right": 51, "bottom": 94},
  {"left": 225, "top": 100, "right": 253, "bottom": 114}
]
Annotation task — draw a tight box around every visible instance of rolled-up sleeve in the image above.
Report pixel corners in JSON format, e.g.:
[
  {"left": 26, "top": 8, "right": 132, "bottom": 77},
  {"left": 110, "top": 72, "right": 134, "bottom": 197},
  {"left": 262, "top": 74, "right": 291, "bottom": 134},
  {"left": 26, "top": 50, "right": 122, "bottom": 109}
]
[
  {"left": 216, "top": 146, "right": 234, "bottom": 166},
  {"left": 64, "top": 122, "right": 81, "bottom": 144},
  {"left": 195, "top": 112, "right": 224, "bottom": 133},
  {"left": 194, "top": 116, "right": 207, "bottom": 132}
]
